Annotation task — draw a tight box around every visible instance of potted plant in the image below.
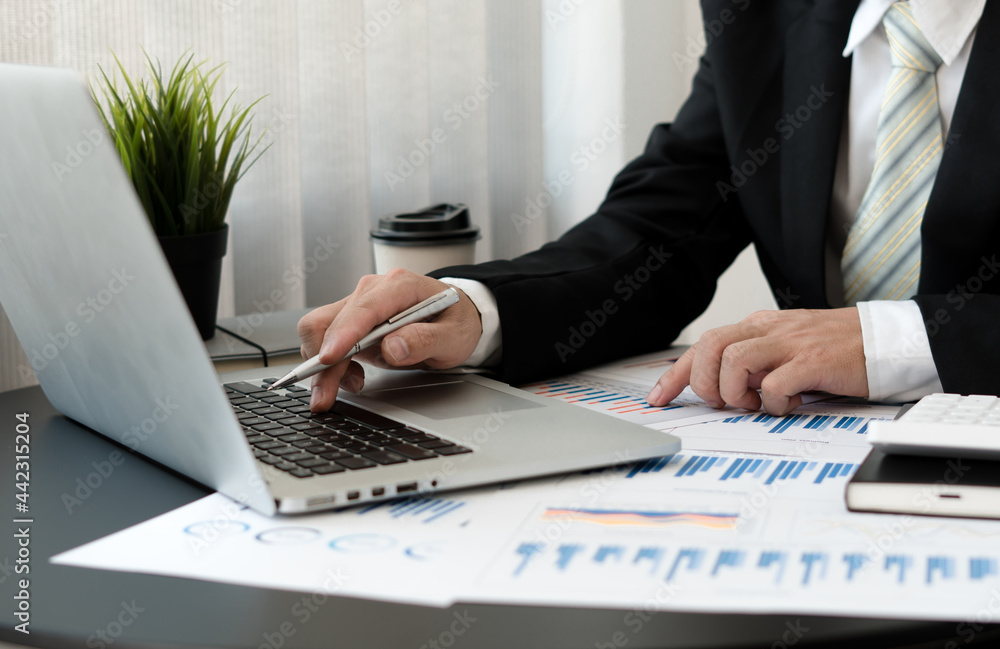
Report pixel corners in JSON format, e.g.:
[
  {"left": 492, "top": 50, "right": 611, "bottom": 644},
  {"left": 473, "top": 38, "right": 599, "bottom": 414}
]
[{"left": 93, "top": 52, "right": 268, "bottom": 339}]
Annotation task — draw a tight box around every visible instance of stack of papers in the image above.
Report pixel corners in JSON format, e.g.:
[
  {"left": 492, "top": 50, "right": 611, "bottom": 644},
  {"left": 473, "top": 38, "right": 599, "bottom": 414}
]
[{"left": 53, "top": 350, "right": 1000, "bottom": 620}]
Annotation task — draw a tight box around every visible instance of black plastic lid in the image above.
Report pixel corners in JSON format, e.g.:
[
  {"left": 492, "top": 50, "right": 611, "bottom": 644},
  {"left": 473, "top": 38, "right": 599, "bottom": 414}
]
[{"left": 370, "top": 203, "right": 480, "bottom": 243}]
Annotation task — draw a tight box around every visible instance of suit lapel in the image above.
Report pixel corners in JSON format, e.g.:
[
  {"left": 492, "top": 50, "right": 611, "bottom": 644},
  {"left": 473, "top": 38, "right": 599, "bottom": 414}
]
[
  {"left": 778, "top": 0, "right": 856, "bottom": 307},
  {"left": 919, "top": 0, "right": 1000, "bottom": 293}
]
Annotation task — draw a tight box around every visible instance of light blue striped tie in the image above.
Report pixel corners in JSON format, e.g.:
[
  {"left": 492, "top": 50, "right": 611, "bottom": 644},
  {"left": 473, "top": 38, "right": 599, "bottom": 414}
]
[{"left": 842, "top": 2, "right": 944, "bottom": 305}]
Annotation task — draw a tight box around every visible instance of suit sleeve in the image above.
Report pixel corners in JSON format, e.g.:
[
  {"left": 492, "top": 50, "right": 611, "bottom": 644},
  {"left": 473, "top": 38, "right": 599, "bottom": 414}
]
[
  {"left": 913, "top": 294, "right": 1000, "bottom": 395},
  {"left": 430, "top": 54, "right": 753, "bottom": 386}
]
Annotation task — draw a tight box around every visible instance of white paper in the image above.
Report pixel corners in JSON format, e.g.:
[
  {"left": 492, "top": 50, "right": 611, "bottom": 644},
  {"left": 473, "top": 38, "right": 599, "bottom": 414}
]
[
  {"left": 464, "top": 461, "right": 1000, "bottom": 621},
  {"left": 52, "top": 350, "right": 1000, "bottom": 620},
  {"left": 53, "top": 486, "right": 521, "bottom": 607}
]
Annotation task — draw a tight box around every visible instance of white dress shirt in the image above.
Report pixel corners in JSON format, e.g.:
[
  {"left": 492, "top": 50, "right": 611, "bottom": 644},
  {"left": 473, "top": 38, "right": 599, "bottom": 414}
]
[
  {"left": 833, "top": 0, "right": 981, "bottom": 401},
  {"left": 446, "top": 0, "right": 983, "bottom": 399}
]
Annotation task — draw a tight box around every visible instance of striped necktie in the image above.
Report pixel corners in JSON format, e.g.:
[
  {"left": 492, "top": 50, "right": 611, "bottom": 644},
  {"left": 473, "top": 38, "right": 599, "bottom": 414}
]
[{"left": 842, "top": 1, "right": 944, "bottom": 305}]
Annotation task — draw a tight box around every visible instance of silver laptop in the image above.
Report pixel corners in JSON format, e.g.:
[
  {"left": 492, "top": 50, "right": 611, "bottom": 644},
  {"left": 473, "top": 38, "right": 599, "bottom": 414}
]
[{"left": 0, "top": 63, "right": 679, "bottom": 515}]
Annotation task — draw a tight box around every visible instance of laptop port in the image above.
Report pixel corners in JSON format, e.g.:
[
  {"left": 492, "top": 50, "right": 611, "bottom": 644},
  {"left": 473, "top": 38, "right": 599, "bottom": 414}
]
[
  {"left": 346, "top": 490, "right": 360, "bottom": 501},
  {"left": 396, "top": 482, "right": 418, "bottom": 494},
  {"left": 372, "top": 487, "right": 386, "bottom": 497}
]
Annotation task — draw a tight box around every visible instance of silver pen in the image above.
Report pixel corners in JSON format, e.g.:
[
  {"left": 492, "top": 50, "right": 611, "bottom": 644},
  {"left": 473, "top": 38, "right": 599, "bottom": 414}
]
[{"left": 267, "top": 287, "right": 461, "bottom": 391}]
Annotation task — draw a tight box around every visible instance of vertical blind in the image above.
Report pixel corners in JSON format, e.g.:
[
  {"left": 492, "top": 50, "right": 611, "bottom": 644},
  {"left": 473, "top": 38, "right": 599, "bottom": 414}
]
[{"left": 0, "top": 0, "right": 722, "bottom": 393}]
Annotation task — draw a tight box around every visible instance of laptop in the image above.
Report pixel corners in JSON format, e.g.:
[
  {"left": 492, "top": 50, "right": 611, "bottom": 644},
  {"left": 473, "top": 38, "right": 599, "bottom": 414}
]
[{"left": 0, "top": 63, "right": 680, "bottom": 515}]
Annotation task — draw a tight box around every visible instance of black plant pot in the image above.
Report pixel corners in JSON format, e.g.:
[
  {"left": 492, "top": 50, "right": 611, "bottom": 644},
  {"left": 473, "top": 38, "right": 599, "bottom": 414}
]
[{"left": 157, "top": 224, "right": 228, "bottom": 340}]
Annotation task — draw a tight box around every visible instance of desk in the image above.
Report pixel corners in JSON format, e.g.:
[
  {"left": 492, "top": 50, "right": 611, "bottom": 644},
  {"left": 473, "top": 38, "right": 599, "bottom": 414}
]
[{"left": 2, "top": 384, "right": 998, "bottom": 649}]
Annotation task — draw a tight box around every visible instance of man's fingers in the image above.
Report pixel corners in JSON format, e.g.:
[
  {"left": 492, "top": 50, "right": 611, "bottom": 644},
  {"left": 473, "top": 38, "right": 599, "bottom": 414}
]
[
  {"left": 339, "top": 361, "right": 366, "bottom": 394},
  {"left": 759, "top": 364, "right": 808, "bottom": 416},
  {"left": 717, "top": 339, "right": 784, "bottom": 412},
  {"left": 688, "top": 324, "right": 761, "bottom": 408},
  {"left": 317, "top": 269, "right": 442, "bottom": 367},
  {"left": 647, "top": 347, "right": 695, "bottom": 406},
  {"left": 297, "top": 302, "right": 343, "bottom": 358},
  {"left": 310, "top": 363, "right": 349, "bottom": 412}
]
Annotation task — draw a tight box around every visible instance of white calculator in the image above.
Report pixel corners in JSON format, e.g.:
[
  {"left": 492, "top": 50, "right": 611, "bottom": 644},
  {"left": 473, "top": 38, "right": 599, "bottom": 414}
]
[{"left": 868, "top": 393, "right": 1000, "bottom": 460}]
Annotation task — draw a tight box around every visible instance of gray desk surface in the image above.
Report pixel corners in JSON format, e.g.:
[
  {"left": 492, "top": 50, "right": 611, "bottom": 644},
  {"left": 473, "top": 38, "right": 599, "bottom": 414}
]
[{"left": 2, "top": 384, "right": 998, "bottom": 649}]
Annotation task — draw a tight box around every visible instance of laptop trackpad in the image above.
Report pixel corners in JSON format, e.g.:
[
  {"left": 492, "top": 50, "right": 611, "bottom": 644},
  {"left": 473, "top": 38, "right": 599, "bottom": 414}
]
[{"left": 370, "top": 381, "right": 543, "bottom": 420}]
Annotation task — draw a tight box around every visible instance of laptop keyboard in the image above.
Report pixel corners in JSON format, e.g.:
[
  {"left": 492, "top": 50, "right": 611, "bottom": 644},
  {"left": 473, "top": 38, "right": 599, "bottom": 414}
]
[{"left": 224, "top": 380, "right": 472, "bottom": 478}]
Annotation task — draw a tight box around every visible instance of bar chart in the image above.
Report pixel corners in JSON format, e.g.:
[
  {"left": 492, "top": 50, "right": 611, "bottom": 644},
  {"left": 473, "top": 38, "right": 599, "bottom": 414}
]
[
  {"left": 522, "top": 375, "right": 726, "bottom": 425},
  {"left": 666, "top": 402, "right": 899, "bottom": 458},
  {"left": 621, "top": 452, "right": 858, "bottom": 486},
  {"left": 356, "top": 496, "right": 468, "bottom": 525}
]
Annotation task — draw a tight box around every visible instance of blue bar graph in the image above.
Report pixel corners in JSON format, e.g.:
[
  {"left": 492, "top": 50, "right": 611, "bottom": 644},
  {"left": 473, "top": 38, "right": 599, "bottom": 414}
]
[
  {"left": 885, "top": 555, "right": 912, "bottom": 584},
  {"left": 635, "top": 547, "right": 666, "bottom": 574},
  {"left": 625, "top": 453, "right": 857, "bottom": 485},
  {"left": 677, "top": 455, "right": 728, "bottom": 477},
  {"left": 713, "top": 550, "right": 744, "bottom": 576},
  {"left": 514, "top": 542, "right": 544, "bottom": 576},
  {"left": 594, "top": 545, "right": 625, "bottom": 564},
  {"left": 812, "top": 462, "right": 858, "bottom": 484},
  {"left": 801, "top": 552, "right": 827, "bottom": 585},
  {"left": 927, "top": 557, "right": 955, "bottom": 584},
  {"left": 507, "top": 540, "right": 998, "bottom": 593},
  {"left": 626, "top": 455, "right": 681, "bottom": 478},
  {"left": 722, "top": 412, "right": 886, "bottom": 435},
  {"left": 765, "top": 460, "right": 813, "bottom": 485},
  {"left": 844, "top": 553, "right": 870, "bottom": 581},
  {"left": 358, "top": 497, "right": 466, "bottom": 524},
  {"left": 971, "top": 558, "right": 998, "bottom": 580},
  {"left": 667, "top": 548, "right": 704, "bottom": 581},
  {"left": 759, "top": 551, "right": 787, "bottom": 583},
  {"left": 556, "top": 544, "right": 583, "bottom": 571}
]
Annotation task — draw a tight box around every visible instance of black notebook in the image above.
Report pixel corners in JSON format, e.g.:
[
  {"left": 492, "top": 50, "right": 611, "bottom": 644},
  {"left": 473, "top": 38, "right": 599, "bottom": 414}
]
[{"left": 845, "top": 449, "right": 1000, "bottom": 520}]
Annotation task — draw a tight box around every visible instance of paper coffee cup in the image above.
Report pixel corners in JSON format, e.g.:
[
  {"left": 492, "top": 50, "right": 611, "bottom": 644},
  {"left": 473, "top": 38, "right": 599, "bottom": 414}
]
[{"left": 370, "top": 203, "right": 480, "bottom": 275}]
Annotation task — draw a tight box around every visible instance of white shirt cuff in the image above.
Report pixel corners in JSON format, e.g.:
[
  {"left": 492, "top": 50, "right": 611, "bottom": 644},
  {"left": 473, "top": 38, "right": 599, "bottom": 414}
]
[
  {"left": 857, "top": 300, "right": 944, "bottom": 402},
  {"left": 437, "top": 277, "right": 502, "bottom": 368}
]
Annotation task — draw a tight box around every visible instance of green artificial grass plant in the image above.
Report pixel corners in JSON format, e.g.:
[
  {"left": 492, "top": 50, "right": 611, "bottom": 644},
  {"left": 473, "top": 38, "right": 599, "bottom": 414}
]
[{"left": 93, "top": 52, "right": 268, "bottom": 237}]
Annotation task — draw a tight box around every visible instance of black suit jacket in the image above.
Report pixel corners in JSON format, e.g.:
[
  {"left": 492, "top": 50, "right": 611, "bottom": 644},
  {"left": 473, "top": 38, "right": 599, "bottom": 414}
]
[{"left": 431, "top": 0, "right": 1000, "bottom": 392}]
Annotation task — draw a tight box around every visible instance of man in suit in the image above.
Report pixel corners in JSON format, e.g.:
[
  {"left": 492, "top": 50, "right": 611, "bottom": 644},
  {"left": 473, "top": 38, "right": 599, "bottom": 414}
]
[{"left": 300, "top": 0, "right": 1000, "bottom": 416}]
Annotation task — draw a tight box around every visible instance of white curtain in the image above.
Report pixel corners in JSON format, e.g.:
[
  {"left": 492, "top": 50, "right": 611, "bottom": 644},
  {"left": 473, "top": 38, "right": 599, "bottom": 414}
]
[{"left": 0, "top": 0, "right": 728, "bottom": 393}]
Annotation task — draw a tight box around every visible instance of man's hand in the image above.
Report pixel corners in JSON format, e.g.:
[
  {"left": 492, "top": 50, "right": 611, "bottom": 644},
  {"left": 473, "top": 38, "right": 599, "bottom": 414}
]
[
  {"left": 646, "top": 308, "right": 869, "bottom": 415},
  {"left": 297, "top": 268, "right": 483, "bottom": 411}
]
